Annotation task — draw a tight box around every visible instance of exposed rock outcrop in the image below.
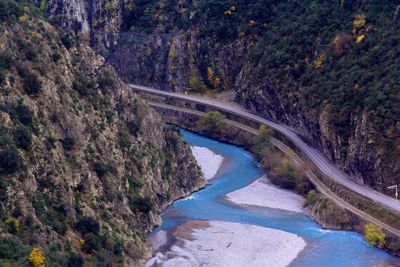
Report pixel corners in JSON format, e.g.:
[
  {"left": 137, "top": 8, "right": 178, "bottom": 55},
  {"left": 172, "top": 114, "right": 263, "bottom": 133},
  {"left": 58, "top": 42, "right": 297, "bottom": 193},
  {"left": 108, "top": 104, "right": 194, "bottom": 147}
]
[{"left": 0, "top": 8, "right": 204, "bottom": 265}]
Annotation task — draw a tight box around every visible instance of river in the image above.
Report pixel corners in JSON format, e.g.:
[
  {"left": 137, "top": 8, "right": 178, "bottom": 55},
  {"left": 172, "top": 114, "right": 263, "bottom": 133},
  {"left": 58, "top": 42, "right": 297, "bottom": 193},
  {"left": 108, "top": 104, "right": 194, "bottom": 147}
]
[{"left": 146, "top": 129, "right": 400, "bottom": 266}]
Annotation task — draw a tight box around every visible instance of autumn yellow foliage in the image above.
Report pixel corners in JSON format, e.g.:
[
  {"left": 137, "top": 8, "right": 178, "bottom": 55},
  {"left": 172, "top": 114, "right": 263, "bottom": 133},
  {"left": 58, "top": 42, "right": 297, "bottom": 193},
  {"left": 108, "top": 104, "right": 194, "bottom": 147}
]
[
  {"left": 356, "top": 34, "right": 365, "bottom": 43},
  {"left": 364, "top": 223, "right": 385, "bottom": 247},
  {"left": 40, "top": 0, "right": 47, "bottom": 13},
  {"left": 28, "top": 248, "right": 45, "bottom": 267},
  {"left": 168, "top": 50, "right": 177, "bottom": 59},
  {"left": 314, "top": 53, "right": 326, "bottom": 69},
  {"left": 224, "top": 6, "right": 236, "bottom": 15},
  {"left": 207, "top": 67, "right": 221, "bottom": 88},
  {"left": 19, "top": 15, "right": 27, "bottom": 23},
  {"left": 353, "top": 14, "right": 366, "bottom": 32},
  {"left": 207, "top": 67, "right": 215, "bottom": 83}
]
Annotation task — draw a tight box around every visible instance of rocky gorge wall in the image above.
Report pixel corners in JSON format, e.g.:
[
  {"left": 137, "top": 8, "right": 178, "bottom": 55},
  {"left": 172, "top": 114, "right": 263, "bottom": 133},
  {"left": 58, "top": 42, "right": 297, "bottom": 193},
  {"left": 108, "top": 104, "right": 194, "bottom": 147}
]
[{"left": 0, "top": 6, "right": 204, "bottom": 265}]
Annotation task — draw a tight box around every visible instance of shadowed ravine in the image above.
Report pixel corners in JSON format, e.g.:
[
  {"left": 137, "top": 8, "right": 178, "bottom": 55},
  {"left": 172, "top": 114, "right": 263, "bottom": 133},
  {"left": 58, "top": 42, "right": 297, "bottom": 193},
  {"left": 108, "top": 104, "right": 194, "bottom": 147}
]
[{"left": 147, "top": 129, "right": 399, "bottom": 266}]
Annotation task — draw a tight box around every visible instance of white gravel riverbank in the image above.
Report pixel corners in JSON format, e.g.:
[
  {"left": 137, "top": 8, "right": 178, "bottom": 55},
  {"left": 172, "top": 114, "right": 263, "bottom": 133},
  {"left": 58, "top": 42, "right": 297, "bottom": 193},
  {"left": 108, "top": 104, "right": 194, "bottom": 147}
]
[
  {"left": 145, "top": 220, "right": 307, "bottom": 267},
  {"left": 226, "top": 175, "right": 305, "bottom": 213},
  {"left": 190, "top": 146, "right": 224, "bottom": 180}
]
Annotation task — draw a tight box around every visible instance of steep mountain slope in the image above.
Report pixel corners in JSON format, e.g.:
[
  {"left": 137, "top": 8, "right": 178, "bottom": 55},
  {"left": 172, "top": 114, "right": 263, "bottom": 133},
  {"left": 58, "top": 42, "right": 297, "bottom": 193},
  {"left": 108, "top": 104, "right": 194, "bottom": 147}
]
[
  {"left": 0, "top": 2, "right": 204, "bottom": 266},
  {"left": 47, "top": 0, "right": 400, "bottom": 194}
]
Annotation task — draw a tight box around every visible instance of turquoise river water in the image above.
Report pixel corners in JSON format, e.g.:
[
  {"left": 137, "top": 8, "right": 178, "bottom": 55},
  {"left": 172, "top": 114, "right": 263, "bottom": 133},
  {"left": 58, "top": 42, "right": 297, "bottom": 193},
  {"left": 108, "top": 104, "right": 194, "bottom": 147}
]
[{"left": 155, "top": 129, "right": 400, "bottom": 266}]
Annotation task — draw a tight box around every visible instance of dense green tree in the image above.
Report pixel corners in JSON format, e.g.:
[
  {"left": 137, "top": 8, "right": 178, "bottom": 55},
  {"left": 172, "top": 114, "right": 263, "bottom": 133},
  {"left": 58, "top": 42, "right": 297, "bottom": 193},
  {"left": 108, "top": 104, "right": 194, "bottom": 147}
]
[
  {"left": 364, "top": 223, "right": 385, "bottom": 247},
  {"left": 196, "top": 111, "right": 225, "bottom": 133},
  {"left": 67, "top": 253, "right": 84, "bottom": 267},
  {"left": 189, "top": 76, "right": 206, "bottom": 93},
  {"left": 0, "top": 149, "right": 22, "bottom": 175},
  {"left": 14, "top": 127, "right": 32, "bottom": 150},
  {"left": 130, "top": 197, "right": 153, "bottom": 214},
  {"left": 76, "top": 216, "right": 100, "bottom": 236}
]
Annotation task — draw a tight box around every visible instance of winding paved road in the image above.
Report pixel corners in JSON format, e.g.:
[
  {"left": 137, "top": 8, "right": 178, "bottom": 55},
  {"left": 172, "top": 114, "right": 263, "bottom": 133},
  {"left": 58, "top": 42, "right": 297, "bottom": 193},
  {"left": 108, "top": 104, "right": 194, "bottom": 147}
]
[{"left": 129, "top": 84, "right": 400, "bottom": 214}]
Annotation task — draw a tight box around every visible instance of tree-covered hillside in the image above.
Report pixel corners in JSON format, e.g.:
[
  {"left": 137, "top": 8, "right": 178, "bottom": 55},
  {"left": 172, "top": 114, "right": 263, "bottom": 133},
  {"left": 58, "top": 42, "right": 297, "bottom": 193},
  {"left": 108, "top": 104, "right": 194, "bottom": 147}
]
[
  {"left": 0, "top": 0, "right": 204, "bottom": 266},
  {"left": 125, "top": 0, "right": 399, "bottom": 139},
  {"left": 112, "top": 0, "right": 399, "bottom": 190}
]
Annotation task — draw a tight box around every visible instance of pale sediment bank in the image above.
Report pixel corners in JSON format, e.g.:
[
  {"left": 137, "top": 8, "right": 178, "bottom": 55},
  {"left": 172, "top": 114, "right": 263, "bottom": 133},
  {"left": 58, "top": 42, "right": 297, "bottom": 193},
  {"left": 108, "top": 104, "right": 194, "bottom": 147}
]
[
  {"left": 145, "top": 220, "right": 307, "bottom": 267},
  {"left": 190, "top": 146, "right": 224, "bottom": 180},
  {"left": 226, "top": 175, "right": 306, "bottom": 213}
]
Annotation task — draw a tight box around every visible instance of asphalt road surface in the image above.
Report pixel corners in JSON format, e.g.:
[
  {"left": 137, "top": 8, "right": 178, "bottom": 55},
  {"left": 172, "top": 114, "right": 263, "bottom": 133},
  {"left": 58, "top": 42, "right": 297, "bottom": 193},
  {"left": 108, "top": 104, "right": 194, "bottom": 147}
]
[{"left": 129, "top": 84, "right": 400, "bottom": 213}]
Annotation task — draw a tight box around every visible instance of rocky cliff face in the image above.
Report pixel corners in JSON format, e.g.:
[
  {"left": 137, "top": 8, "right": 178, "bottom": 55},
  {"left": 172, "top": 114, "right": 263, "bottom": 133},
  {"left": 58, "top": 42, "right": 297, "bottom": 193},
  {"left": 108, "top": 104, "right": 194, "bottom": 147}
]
[
  {"left": 46, "top": 1, "right": 400, "bottom": 193},
  {"left": 236, "top": 80, "right": 385, "bottom": 187},
  {"left": 48, "top": 0, "right": 91, "bottom": 33},
  {"left": 0, "top": 5, "right": 204, "bottom": 266},
  {"left": 46, "top": 0, "right": 249, "bottom": 92}
]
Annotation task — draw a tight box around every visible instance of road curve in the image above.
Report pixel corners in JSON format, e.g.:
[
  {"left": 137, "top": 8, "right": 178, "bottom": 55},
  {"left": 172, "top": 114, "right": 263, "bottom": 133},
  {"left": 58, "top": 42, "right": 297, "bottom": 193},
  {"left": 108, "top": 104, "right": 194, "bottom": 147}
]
[{"left": 128, "top": 84, "right": 400, "bottom": 213}]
